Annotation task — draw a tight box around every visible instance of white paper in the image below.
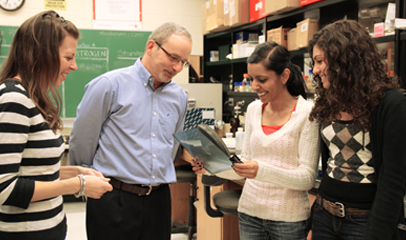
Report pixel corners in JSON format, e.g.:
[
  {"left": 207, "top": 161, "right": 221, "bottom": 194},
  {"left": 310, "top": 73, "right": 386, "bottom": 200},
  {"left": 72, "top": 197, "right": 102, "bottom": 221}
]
[
  {"left": 94, "top": 0, "right": 141, "bottom": 22},
  {"left": 230, "top": 0, "right": 236, "bottom": 18},
  {"left": 224, "top": 0, "right": 229, "bottom": 14},
  {"left": 202, "top": 110, "right": 215, "bottom": 119},
  {"left": 385, "top": 3, "right": 396, "bottom": 31}
]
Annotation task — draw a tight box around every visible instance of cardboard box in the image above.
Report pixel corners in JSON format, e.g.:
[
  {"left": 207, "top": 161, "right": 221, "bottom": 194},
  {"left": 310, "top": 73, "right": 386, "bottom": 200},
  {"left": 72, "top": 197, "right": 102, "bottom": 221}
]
[
  {"left": 267, "top": 26, "right": 291, "bottom": 48},
  {"left": 300, "top": 0, "right": 323, "bottom": 7},
  {"left": 189, "top": 55, "right": 202, "bottom": 77},
  {"left": 266, "top": 0, "right": 300, "bottom": 15},
  {"left": 287, "top": 28, "right": 298, "bottom": 51},
  {"left": 206, "top": 0, "right": 227, "bottom": 32},
  {"left": 202, "top": 3, "right": 209, "bottom": 35},
  {"left": 229, "top": 0, "right": 249, "bottom": 27},
  {"left": 250, "top": 0, "right": 269, "bottom": 23},
  {"left": 296, "top": 19, "right": 319, "bottom": 49}
]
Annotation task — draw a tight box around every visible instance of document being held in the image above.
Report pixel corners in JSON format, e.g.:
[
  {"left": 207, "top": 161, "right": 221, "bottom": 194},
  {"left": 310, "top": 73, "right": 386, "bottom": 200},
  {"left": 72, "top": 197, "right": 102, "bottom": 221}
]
[{"left": 174, "top": 126, "right": 241, "bottom": 174}]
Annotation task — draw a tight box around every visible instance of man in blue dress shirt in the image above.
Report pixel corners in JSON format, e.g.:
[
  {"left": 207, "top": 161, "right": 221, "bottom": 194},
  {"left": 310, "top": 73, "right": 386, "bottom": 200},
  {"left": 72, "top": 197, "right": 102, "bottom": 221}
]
[{"left": 69, "top": 22, "right": 192, "bottom": 240}]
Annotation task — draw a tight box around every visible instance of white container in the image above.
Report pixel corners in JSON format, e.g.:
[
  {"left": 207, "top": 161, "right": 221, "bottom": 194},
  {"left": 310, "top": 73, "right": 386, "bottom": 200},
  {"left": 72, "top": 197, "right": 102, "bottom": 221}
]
[
  {"left": 235, "top": 127, "right": 244, "bottom": 155},
  {"left": 210, "top": 50, "right": 219, "bottom": 62}
]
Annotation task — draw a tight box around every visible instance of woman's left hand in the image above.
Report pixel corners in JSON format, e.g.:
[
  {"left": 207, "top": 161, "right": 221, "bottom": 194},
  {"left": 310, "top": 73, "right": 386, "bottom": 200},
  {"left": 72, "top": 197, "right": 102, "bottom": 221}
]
[
  {"left": 232, "top": 160, "right": 259, "bottom": 178},
  {"left": 78, "top": 166, "right": 104, "bottom": 177}
]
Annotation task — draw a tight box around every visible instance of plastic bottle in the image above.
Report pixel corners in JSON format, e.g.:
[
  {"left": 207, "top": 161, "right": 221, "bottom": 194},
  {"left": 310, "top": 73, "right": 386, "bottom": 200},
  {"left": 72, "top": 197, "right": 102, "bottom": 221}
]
[
  {"left": 242, "top": 73, "right": 249, "bottom": 92},
  {"left": 307, "top": 69, "right": 314, "bottom": 90},
  {"left": 235, "top": 127, "right": 245, "bottom": 155},
  {"left": 238, "top": 82, "right": 243, "bottom": 92},
  {"left": 229, "top": 74, "right": 233, "bottom": 92},
  {"left": 308, "top": 69, "right": 313, "bottom": 80},
  {"left": 234, "top": 82, "right": 239, "bottom": 92}
]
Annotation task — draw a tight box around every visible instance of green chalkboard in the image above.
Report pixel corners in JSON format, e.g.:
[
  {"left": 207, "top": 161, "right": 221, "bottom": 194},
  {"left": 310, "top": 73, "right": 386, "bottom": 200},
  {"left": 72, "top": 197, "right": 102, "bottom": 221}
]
[{"left": 0, "top": 25, "right": 151, "bottom": 117}]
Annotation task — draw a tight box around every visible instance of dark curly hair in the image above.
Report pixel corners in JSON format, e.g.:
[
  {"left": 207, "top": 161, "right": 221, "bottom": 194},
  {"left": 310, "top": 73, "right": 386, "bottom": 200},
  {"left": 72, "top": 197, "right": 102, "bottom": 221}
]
[{"left": 308, "top": 19, "right": 398, "bottom": 132}]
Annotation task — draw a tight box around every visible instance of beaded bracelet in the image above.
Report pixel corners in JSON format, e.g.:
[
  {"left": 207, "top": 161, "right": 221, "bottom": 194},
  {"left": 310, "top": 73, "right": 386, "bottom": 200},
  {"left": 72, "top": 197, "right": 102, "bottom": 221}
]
[{"left": 74, "top": 174, "right": 86, "bottom": 198}]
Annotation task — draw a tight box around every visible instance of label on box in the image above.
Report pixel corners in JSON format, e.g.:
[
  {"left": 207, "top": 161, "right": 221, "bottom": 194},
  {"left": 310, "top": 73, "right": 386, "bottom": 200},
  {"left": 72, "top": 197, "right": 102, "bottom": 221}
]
[
  {"left": 301, "top": 22, "right": 308, "bottom": 32},
  {"left": 230, "top": 0, "right": 235, "bottom": 18},
  {"left": 255, "top": 1, "right": 263, "bottom": 11},
  {"left": 224, "top": 0, "right": 229, "bottom": 14},
  {"left": 206, "top": 1, "right": 210, "bottom": 8},
  {"left": 374, "top": 23, "right": 384, "bottom": 38},
  {"left": 250, "top": 0, "right": 267, "bottom": 23}
]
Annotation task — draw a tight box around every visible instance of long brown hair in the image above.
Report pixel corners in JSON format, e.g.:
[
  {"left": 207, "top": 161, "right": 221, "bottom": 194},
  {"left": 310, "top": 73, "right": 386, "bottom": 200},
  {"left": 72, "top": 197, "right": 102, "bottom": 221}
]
[
  {"left": 308, "top": 19, "right": 398, "bottom": 132},
  {"left": 0, "top": 10, "right": 79, "bottom": 133}
]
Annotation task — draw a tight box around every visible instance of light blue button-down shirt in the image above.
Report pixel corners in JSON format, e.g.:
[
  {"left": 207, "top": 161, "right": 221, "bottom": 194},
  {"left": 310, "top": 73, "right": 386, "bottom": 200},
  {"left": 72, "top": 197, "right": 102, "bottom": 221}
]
[{"left": 69, "top": 58, "right": 188, "bottom": 185}]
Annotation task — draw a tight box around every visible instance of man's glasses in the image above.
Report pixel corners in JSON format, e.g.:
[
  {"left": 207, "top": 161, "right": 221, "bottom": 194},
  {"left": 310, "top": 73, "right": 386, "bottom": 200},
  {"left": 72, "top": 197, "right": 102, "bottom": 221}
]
[{"left": 154, "top": 40, "right": 189, "bottom": 68}]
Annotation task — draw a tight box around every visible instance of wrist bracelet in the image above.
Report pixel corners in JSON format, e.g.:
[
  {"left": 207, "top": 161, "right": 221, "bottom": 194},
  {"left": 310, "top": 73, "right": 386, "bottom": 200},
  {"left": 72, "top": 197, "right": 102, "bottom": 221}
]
[{"left": 74, "top": 174, "right": 86, "bottom": 198}]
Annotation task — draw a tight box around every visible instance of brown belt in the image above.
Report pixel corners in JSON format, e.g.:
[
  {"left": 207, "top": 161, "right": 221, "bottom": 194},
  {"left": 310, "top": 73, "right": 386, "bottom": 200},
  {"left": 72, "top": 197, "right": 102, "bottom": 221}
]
[
  {"left": 110, "top": 177, "right": 163, "bottom": 196},
  {"left": 316, "top": 195, "right": 370, "bottom": 218}
]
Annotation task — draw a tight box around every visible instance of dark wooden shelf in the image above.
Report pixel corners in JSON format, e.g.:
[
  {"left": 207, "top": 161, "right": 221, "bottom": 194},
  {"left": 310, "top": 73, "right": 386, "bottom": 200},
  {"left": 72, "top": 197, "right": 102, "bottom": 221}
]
[
  {"left": 206, "top": 58, "right": 248, "bottom": 66},
  {"left": 401, "top": 32, "right": 406, "bottom": 41},
  {"left": 205, "top": 19, "right": 266, "bottom": 39},
  {"left": 227, "top": 91, "right": 257, "bottom": 97},
  {"left": 290, "top": 48, "right": 309, "bottom": 55},
  {"left": 374, "top": 35, "right": 395, "bottom": 44}
]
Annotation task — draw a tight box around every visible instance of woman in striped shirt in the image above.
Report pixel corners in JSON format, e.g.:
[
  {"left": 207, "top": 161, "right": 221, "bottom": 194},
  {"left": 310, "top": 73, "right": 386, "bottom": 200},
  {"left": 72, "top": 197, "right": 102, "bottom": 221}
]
[{"left": 0, "top": 11, "right": 112, "bottom": 240}]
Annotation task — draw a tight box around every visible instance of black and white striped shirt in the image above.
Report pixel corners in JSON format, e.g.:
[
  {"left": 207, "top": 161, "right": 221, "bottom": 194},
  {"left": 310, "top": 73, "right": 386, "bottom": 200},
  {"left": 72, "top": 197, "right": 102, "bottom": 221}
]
[{"left": 0, "top": 80, "right": 66, "bottom": 240}]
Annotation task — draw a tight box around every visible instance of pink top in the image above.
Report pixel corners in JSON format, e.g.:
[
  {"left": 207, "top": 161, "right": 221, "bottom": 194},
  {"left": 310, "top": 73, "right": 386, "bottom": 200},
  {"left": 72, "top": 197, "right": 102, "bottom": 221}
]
[{"left": 261, "top": 103, "right": 296, "bottom": 135}]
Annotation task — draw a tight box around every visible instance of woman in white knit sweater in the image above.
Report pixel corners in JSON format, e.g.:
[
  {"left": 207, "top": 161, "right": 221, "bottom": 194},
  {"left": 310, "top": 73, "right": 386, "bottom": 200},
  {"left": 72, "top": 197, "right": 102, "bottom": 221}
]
[{"left": 193, "top": 42, "right": 320, "bottom": 239}]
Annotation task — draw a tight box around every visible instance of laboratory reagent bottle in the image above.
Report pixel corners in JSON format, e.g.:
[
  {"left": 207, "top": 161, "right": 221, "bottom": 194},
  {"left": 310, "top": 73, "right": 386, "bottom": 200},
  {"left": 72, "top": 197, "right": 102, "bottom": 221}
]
[{"left": 235, "top": 127, "right": 245, "bottom": 155}]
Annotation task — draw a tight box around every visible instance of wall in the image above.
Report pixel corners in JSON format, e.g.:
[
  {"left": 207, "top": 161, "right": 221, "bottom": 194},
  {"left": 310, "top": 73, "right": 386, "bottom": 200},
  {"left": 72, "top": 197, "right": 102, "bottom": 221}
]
[{"left": 0, "top": 0, "right": 206, "bottom": 84}]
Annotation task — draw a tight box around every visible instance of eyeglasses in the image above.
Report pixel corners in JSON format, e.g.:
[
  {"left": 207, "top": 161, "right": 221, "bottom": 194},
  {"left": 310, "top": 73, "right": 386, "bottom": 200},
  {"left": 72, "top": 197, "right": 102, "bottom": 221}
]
[{"left": 154, "top": 40, "right": 189, "bottom": 68}]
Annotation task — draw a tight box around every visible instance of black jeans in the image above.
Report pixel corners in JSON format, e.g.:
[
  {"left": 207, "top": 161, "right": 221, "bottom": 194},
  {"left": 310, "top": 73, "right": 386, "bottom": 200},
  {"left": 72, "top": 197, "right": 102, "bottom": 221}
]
[{"left": 86, "top": 184, "right": 171, "bottom": 240}]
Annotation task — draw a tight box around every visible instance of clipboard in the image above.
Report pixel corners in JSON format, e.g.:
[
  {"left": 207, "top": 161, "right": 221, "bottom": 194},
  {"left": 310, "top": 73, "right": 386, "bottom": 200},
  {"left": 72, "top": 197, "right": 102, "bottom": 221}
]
[{"left": 174, "top": 124, "right": 242, "bottom": 174}]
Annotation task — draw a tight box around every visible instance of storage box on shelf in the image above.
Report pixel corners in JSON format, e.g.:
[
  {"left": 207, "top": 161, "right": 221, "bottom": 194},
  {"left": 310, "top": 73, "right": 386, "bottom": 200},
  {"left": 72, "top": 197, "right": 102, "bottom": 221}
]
[
  {"left": 296, "top": 18, "right": 319, "bottom": 49},
  {"left": 205, "top": 0, "right": 228, "bottom": 33},
  {"left": 287, "top": 28, "right": 298, "bottom": 50},
  {"left": 250, "top": 0, "right": 269, "bottom": 22},
  {"left": 226, "top": 0, "right": 250, "bottom": 27},
  {"left": 267, "top": 26, "right": 291, "bottom": 48},
  {"left": 266, "top": 0, "right": 301, "bottom": 15}
]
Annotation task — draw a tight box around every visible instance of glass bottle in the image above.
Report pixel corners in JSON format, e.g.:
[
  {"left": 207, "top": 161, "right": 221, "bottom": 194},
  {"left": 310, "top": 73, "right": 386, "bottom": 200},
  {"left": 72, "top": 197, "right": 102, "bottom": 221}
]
[
  {"left": 242, "top": 73, "right": 249, "bottom": 92},
  {"left": 228, "top": 74, "right": 233, "bottom": 92}
]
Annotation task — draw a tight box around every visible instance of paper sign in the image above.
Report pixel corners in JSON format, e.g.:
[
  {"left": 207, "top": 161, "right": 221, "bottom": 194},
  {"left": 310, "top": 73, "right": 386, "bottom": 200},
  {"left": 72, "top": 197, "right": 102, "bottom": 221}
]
[
  {"left": 202, "top": 110, "right": 215, "bottom": 119},
  {"left": 44, "top": 0, "right": 67, "bottom": 11}
]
